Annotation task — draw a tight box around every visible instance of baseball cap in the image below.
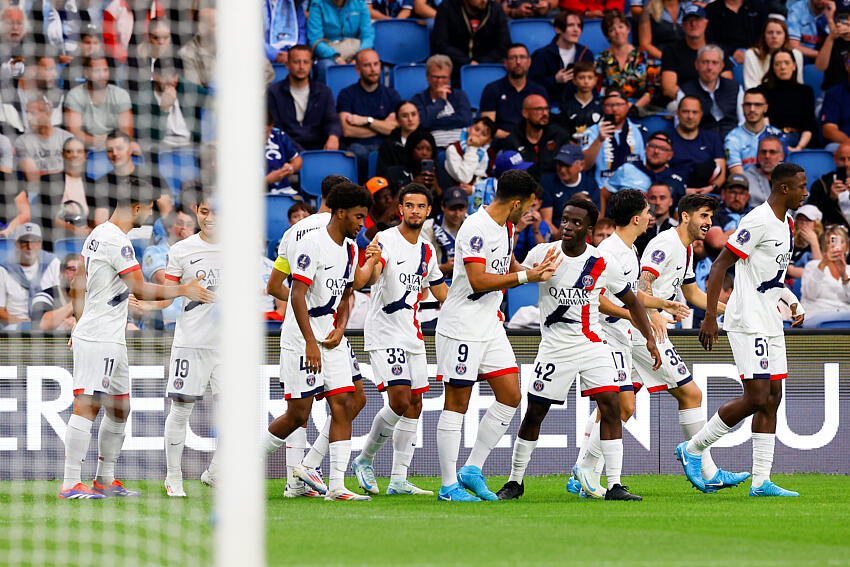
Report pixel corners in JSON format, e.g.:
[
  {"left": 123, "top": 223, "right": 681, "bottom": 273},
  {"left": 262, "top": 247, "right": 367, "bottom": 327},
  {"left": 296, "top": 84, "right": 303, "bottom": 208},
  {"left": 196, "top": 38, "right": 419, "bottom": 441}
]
[
  {"left": 493, "top": 151, "right": 534, "bottom": 176},
  {"left": 442, "top": 186, "right": 468, "bottom": 208},
  {"left": 554, "top": 144, "right": 584, "bottom": 165},
  {"left": 796, "top": 204, "right": 823, "bottom": 222},
  {"left": 648, "top": 131, "right": 673, "bottom": 147},
  {"left": 836, "top": 0, "right": 850, "bottom": 15},
  {"left": 681, "top": 4, "right": 707, "bottom": 19},
  {"left": 14, "top": 222, "right": 42, "bottom": 241},
  {"left": 80, "top": 22, "right": 100, "bottom": 38},
  {"left": 724, "top": 173, "right": 749, "bottom": 191},
  {"left": 602, "top": 88, "right": 628, "bottom": 103},
  {"left": 365, "top": 177, "right": 389, "bottom": 194}
]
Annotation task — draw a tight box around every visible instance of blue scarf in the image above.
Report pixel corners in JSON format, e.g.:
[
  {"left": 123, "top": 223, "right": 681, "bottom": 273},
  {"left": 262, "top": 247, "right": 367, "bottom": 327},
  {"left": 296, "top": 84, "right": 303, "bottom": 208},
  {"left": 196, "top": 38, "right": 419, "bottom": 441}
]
[{"left": 264, "top": 0, "right": 303, "bottom": 52}]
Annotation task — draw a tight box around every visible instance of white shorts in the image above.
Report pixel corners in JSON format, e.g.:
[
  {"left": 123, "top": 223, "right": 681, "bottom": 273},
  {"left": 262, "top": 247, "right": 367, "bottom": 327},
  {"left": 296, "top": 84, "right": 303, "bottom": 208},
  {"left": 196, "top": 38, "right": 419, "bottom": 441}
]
[
  {"left": 280, "top": 343, "right": 354, "bottom": 400},
  {"left": 72, "top": 338, "right": 130, "bottom": 397},
  {"left": 632, "top": 336, "right": 693, "bottom": 393},
  {"left": 166, "top": 346, "right": 220, "bottom": 400},
  {"left": 728, "top": 332, "right": 788, "bottom": 380},
  {"left": 369, "top": 349, "right": 429, "bottom": 394},
  {"left": 346, "top": 338, "right": 363, "bottom": 382},
  {"left": 608, "top": 338, "right": 634, "bottom": 393},
  {"left": 436, "top": 329, "right": 518, "bottom": 387},
  {"left": 528, "top": 342, "right": 620, "bottom": 404}
]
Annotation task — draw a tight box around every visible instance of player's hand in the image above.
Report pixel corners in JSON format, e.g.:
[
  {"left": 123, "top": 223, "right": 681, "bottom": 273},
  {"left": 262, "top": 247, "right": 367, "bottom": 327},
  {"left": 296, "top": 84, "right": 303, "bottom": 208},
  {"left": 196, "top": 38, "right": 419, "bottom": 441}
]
[
  {"left": 305, "top": 341, "right": 322, "bottom": 374},
  {"left": 699, "top": 315, "right": 719, "bottom": 351},
  {"left": 661, "top": 299, "right": 690, "bottom": 321},
  {"left": 790, "top": 302, "right": 805, "bottom": 327},
  {"left": 646, "top": 340, "right": 662, "bottom": 371},
  {"left": 67, "top": 336, "right": 73, "bottom": 350},
  {"left": 321, "top": 327, "right": 345, "bottom": 350},
  {"left": 183, "top": 277, "right": 216, "bottom": 303},
  {"left": 649, "top": 310, "right": 672, "bottom": 342},
  {"left": 528, "top": 246, "right": 562, "bottom": 283},
  {"left": 365, "top": 234, "right": 382, "bottom": 264}
]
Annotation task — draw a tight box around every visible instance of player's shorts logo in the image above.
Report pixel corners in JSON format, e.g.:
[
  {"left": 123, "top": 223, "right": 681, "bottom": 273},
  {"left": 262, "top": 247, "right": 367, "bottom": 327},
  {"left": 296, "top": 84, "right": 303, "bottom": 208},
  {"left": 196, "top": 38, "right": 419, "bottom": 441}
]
[
  {"left": 760, "top": 358, "right": 769, "bottom": 370},
  {"left": 455, "top": 363, "right": 467, "bottom": 375},
  {"left": 296, "top": 254, "right": 311, "bottom": 271},
  {"left": 533, "top": 380, "right": 544, "bottom": 392},
  {"left": 651, "top": 250, "right": 665, "bottom": 264},
  {"left": 581, "top": 275, "right": 594, "bottom": 288},
  {"left": 102, "top": 377, "right": 110, "bottom": 389},
  {"left": 677, "top": 364, "right": 688, "bottom": 375},
  {"left": 736, "top": 229, "right": 751, "bottom": 245},
  {"left": 469, "top": 236, "right": 483, "bottom": 252},
  {"left": 120, "top": 245, "right": 134, "bottom": 259},
  {"left": 617, "top": 369, "right": 627, "bottom": 382},
  {"left": 306, "top": 374, "right": 316, "bottom": 387},
  {"left": 391, "top": 364, "right": 403, "bottom": 376},
  {"left": 173, "top": 378, "right": 184, "bottom": 390}
]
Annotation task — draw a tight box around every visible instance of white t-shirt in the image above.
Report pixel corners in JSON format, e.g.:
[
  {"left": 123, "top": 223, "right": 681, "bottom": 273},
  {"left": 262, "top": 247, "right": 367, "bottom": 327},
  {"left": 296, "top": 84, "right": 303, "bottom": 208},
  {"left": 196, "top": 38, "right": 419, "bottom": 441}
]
[
  {"left": 165, "top": 233, "right": 220, "bottom": 349},
  {"left": 276, "top": 211, "right": 331, "bottom": 271},
  {"left": 724, "top": 203, "right": 793, "bottom": 336},
  {"left": 290, "top": 85, "right": 309, "bottom": 124},
  {"left": 597, "top": 231, "right": 639, "bottom": 346},
  {"left": 436, "top": 207, "right": 514, "bottom": 342},
  {"left": 523, "top": 242, "right": 628, "bottom": 355},
  {"left": 73, "top": 222, "right": 140, "bottom": 344},
  {"left": 279, "top": 228, "right": 356, "bottom": 351},
  {"left": 0, "top": 255, "right": 61, "bottom": 321},
  {"left": 558, "top": 46, "right": 576, "bottom": 68},
  {"left": 153, "top": 90, "right": 192, "bottom": 148},
  {"left": 363, "top": 226, "right": 444, "bottom": 353}
]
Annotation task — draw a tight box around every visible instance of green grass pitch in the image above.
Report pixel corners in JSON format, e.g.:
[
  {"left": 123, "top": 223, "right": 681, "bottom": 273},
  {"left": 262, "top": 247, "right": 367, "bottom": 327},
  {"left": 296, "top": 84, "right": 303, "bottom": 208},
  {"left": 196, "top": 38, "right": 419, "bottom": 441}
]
[{"left": 2, "top": 475, "right": 849, "bottom": 566}]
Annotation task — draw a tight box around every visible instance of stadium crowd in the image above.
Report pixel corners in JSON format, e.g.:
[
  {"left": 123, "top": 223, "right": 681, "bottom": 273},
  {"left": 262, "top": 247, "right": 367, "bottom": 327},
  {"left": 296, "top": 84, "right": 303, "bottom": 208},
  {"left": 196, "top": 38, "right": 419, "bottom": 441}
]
[{"left": 2, "top": 0, "right": 850, "bottom": 331}]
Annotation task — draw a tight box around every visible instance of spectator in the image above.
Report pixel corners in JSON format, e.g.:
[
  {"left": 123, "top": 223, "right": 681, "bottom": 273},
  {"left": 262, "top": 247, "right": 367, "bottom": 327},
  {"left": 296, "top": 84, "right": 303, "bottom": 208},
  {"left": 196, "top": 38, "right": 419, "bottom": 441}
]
[
  {"left": 126, "top": 17, "right": 176, "bottom": 93},
  {"left": 815, "top": 7, "right": 850, "bottom": 92},
  {"left": 469, "top": 149, "right": 534, "bottom": 212},
  {"left": 307, "top": 0, "right": 374, "bottom": 83},
  {"left": 14, "top": 100, "right": 73, "bottom": 183},
  {"left": 595, "top": 10, "right": 655, "bottom": 109},
  {"left": 0, "top": 7, "right": 32, "bottom": 82},
  {"left": 413, "top": 0, "right": 439, "bottom": 19},
  {"left": 178, "top": 6, "right": 216, "bottom": 88},
  {"left": 820, "top": 51, "right": 850, "bottom": 148},
  {"left": 559, "top": 60, "right": 602, "bottom": 146},
  {"left": 179, "top": 141, "right": 216, "bottom": 208},
  {"left": 634, "top": 181, "right": 677, "bottom": 255},
  {"left": 64, "top": 55, "right": 134, "bottom": 149},
  {"left": 357, "top": 176, "right": 398, "bottom": 248},
  {"left": 133, "top": 57, "right": 208, "bottom": 151},
  {"left": 288, "top": 201, "right": 314, "bottom": 225},
  {"left": 808, "top": 142, "right": 850, "bottom": 229},
  {"left": 744, "top": 17, "right": 804, "bottom": 89},
  {"left": 497, "top": 94, "right": 569, "bottom": 178},
  {"left": 31, "top": 253, "right": 81, "bottom": 331},
  {"left": 705, "top": 173, "right": 752, "bottom": 250},
  {"left": 58, "top": 22, "right": 103, "bottom": 95},
  {"left": 265, "top": 112, "right": 303, "bottom": 196},
  {"left": 741, "top": 135, "right": 785, "bottom": 208},
  {"left": 267, "top": 45, "right": 342, "bottom": 151},
  {"left": 34, "top": 137, "right": 92, "bottom": 240},
  {"left": 539, "top": 143, "right": 599, "bottom": 234},
  {"left": 705, "top": 0, "right": 766, "bottom": 65},
  {"left": 0, "top": 132, "right": 11, "bottom": 173},
  {"left": 376, "top": 100, "right": 420, "bottom": 178},
  {"left": 801, "top": 225, "right": 850, "bottom": 319},
  {"left": 421, "top": 185, "right": 467, "bottom": 275},
  {"left": 638, "top": 0, "right": 686, "bottom": 60},
  {"left": 590, "top": 216, "right": 615, "bottom": 245},
  {"left": 264, "top": 0, "right": 307, "bottom": 64},
  {"left": 2, "top": 55, "right": 65, "bottom": 134},
  {"left": 787, "top": 203, "right": 823, "bottom": 280},
  {"left": 513, "top": 194, "right": 551, "bottom": 262},
  {"left": 602, "top": 131, "right": 686, "bottom": 213},
  {"left": 670, "top": 95, "right": 726, "bottom": 193},
  {"left": 560, "top": 0, "right": 620, "bottom": 18},
  {"left": 787, "top": 0, "right": 830, "bottom": 61},
  {"left": 431, "top": 0, "right": 510, "bottom": 83},
  {"left": 102, "top": 0, "right": 166, "bottom": 65},
  {"left": 411, "top": 55, "right": 473, "bottom": 147},
  {"left": 480, "top": 43, "right": 548, "bottom": 138},
  {"left": 369, "top": 0, "right": 414, "bottom": 19},
  {"left": 0, "top": 168, "right": 28, "bottom": 239},
  {"left": 337, "top": 49, "right": 400, "bottom": 180},
  {"left": 529, "top": 10, "right": 594, "bottom": 105},
  {"left": 386, "top": 128, "right": 449, "bottom": 198},
  {"left": 582, "top": 88, "right": 646, "bottom": 187},
  {"left": 761, "top": 48, "right": 817, "bottom": 152},
  {"left": 445, "top": 116, "right": 495, "bottom": 191},
  {"left": 503, "top": 0, "right": 553, "bottom": 19},
  {"left": 677, "top": 44, "right": 744, "bottom": 138},
  {"left": 0, "top": 222, "right": 61, "bottom": 329},
  {"left": 724, "top": 88, "right": 783, "bottom": 175}
]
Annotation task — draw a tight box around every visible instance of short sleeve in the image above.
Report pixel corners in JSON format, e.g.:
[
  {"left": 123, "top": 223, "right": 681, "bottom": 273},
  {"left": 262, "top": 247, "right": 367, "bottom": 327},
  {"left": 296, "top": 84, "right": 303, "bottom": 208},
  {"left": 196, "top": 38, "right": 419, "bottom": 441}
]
[
  {"left": 64, "top": 87, "right": 85, "bottom": 113},
  {"left": 108, "top": 236, "right": 141, "bottom": 276},
  {"left": 274, "top": 230, "right": 291, "bottom": 274},
  {"left": 602, "top": 253, "right": 630, "bottom": 298},
  {"left": 40, "top": 258, "right": 61, "bottom": 292},
  {"left": 282, "top": 135, "right": 299, "bottom": 161},
  {"left": 683, "top": 245, "right": 696, "bottom": 284},
  {"left": 112, "top": 86, "right": 132, "bottom": 113},
  {"left": 0, "top": 269, "right": 8, "bottom": 309},
  {"left": 726, "top": 214, "right": 764, "bottom": 260},
  {"left": 290, "top": 235, "right": 320, "bottom": 285},
  {"left": 640, "top": 241, "right": 670, "bottom": 278},
  {"left": 520, "top": 242, "right": 550, "bottom": 270},
  {"left": 13, "top": 137, "right": 30, "bottom": 161},
  {"left": 163, "top": 247, "right": 182, "bottom": 282},
  {"left": 456, "top": 224, "right": 487, "bottom": 264},
  {"left": 425, "top": 243, "right": 444, "bottom": 286},
  {"left": 143, "top": 246, "right": 169, "bottom": 280}
]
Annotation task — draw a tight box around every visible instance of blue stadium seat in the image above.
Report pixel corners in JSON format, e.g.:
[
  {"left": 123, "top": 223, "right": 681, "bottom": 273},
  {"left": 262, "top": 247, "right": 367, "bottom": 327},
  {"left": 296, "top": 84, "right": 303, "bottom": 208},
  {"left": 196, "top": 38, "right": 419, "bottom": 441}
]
[
  {"left": 817, "top": 319, "right": 850, "bottom": 328},
  {"left": 392, "top": 63, "right": 427, "bottom": 100},
  {"left": 0, "top": 238, "right": 12, "bottom": 259},
  {"left": 506, "top": 283, "right": 539, "bottom": 319},
  {"left": 635, "top": 113, "right": 675, "bottom": 141},
  {"left": 732, "top": 63, "right": 744, "bottom": 87},
  {"left": 581, "top": 19, "right": 609, "bottom": 55},
  {"left": 373, "top": 19, "right": 430, "bottom": 65},
  {"left": 131, "top": 238, "right": 148, "bottom": 260},
  {"left": 87, "top": 151, "right": 144, "bottom": 180},
  {"left": 53, "top": 237, "right": 86, "bottom": 257},
  {"left": 299, "top": 150, "right": 358, "bottom": 197},
  {"left": 509, "top": 19, "right": 556, "bottom": 55},
  {"left": 326, "top": 64, "right": 361, "bottom": 102},
  {"left": 460, "top": 64, "right": 507, "bottom": 110},
  {"left": 803, "top": 64, "right": 823, "bottom": 101},
  {"left": 272, "top": 63, "right": 288, "bottom": 84},
  {"left": 157, "top": 148, "right": 199, "bottom": 200},
  {"left": 788, "top": 150, "right": 834, "bottom": 188},
  {"left": 267, "top": 194, "right": 298, "bottom": 243},
  {"left": 368, "top": 150, "right": 378, "bottom": 179}
]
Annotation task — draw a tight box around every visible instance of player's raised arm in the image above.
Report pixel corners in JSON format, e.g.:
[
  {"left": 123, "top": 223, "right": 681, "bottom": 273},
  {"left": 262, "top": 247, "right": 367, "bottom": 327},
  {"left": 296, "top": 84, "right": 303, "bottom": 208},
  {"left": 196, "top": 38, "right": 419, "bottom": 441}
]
[
  {"left": 120, "top": 269, "right": 213, "bottom": 303},
  {"left": 354, "top": 235, "right": 384, "bottom": 289},
  {"left": 698, "top": 247, "right": 739, "bottom": 350},
  {"left": 467, "top": 245, "right": 560, "bottom": 292}
]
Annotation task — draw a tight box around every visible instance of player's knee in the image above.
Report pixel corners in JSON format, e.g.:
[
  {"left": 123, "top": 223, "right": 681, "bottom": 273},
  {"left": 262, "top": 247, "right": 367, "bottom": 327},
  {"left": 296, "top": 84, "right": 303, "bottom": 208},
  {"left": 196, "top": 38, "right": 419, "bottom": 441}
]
[
  {"left": 764, "top": 389, "right": 782, "bottom": 414},
  {"left": 288, "top": 403, "right": 312, "bottom": 426},
  {"left": 408, "top": 394, "right": 423, "bottom": 417},
  {"left": 496, "top": 389, "right": 521, "bottom": 408},
  {"left": 388, "top": 391, "right": 411, "bottom": 416},
  {"left": 619, "top": 398, "right": 635, "bottom": 422},
  {"left": 352, "top": 388, "right": 367, "bottom": 415}
]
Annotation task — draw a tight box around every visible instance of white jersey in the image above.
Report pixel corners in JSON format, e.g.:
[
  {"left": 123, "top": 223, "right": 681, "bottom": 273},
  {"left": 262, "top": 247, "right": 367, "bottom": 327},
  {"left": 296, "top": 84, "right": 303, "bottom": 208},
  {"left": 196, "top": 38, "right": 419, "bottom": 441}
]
[
  {"left": 724, "top": 202, "right": 793, "bottom": 336},
  {"left": 280, "top": 228, "right": 356, "bottom": 351},
  {"left": 523, "top": 242, "right": 629, "bottom": 356},
  {"left": 436, "top": 207, "right": 514, "bottom": 341},
  {"left": 276, "top": 212, "right": 331, "bottom": 272},
  {"left": 640, "top": 227, "right": 695, "bottom": 301},
  {"left": 72, "top": 221, "right": 139, "bottom": 345},
  {"left": 597, "top": 231, "right": 640, "bottom": 347},
  {"left": 364, "top": 226, "right": 444, "bottom": 353},
  {"left": 165, "top": 233, "right": 220, "bottom": 349}
]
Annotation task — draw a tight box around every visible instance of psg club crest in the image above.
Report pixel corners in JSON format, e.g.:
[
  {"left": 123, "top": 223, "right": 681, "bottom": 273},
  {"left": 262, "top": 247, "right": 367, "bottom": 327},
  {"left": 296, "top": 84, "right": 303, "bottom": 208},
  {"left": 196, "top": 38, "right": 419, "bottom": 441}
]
[
  {"left": 353, "top": 359, "right": 360, "bottom": 371},
  {"left": 469, "top": 236, "right": 483, "bottom": 253},
  {"left": 760, "top": 358, "right": 769, "bottom": 370},
  {"left": 737, "top": 230, "right": 751, "bottom": 245},
  {"left": 306, "top": 374, "right": 316, "bottom": 387},
  {"left": 102, "top": 377, "right": 110, "bottom": 389},
  {"left": 297, "top": 254, "right": 311, "bottom": 271},
  {"left": 455, "top": 363, "right": 467, "bottom": 375},
  {"left": 391, "top": 364, "right": 403, "bottom": 376},
  {"left": 617, "top": 370, "right": 627, "bottom": 382},
  {"left": 581, "top": 275, "right": 594, "bottom": 288},
  {"left": 651, "top": 250, "right": 665, "bottom": 264},
  {"left": 678, "top": 364, "right": 688, "bottom": 376},
  {"left": 120, "top": 245, "right": 134, "bottom": 259},
  {"left": 173, "top": 378, "right": 184, "bottom": 390},
  {"left": 533, "top": 380, "right": 544, "bottom": 392}
]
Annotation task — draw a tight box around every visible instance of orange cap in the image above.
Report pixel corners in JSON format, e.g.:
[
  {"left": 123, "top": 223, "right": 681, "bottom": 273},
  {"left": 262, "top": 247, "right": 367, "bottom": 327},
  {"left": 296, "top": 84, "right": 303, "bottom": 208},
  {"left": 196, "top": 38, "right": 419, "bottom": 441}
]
[{"left": 365, "top": 177, "right": 389, "bottom": 194}]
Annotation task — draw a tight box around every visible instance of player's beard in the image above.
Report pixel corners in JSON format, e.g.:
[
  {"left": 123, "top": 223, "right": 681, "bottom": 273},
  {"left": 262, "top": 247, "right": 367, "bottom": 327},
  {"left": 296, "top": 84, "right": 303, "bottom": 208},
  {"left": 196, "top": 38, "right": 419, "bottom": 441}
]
[{"left": 403, "top": 219, "right": 424, "bottom": 231}]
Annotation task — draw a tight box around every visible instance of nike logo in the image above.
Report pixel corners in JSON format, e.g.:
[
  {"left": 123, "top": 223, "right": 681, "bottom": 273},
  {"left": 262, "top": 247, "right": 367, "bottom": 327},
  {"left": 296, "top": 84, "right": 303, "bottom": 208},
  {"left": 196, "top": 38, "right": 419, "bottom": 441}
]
[
  {"left": 774, "top": 241, "right": 783, "bottom": 247},
  {"left": 189, "top": 258, "right": 202, "bottom": 264},
  {"left": 491, "top": 246, "right": 499, "bottom": 252},
  {"left": 555, "top": 192, "right": 564, "bottom": 198},
  {"left": 676, "top": 266, "right": 683, "bottom": 270},
  {"left": 500, "top": 422, "right": 510, "bottom": 427},
  {"left": 324, "top": 265, "right": 335, "bottom": 270},
  {"left": 624, "top": 269, "right": 632, "bottom": 275},
  {"left": 378, "top": 433, "right": 391, "bottom": 438},
  {"left": 699, "top": 146, "right": 707, "bottom": 151},
  {"left": 396, "top": 260, "right": 406, "bottom": 265},
  {"left": 170, "top": 442, "right": 182, "bottom": 446},
  {"left": 680, "top": 451, "right": 689, "bottom": 465}
]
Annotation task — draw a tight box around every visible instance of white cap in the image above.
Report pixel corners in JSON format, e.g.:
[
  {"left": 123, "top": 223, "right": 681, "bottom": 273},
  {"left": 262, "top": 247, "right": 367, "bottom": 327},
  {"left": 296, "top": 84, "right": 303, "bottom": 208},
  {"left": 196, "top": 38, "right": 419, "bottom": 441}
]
[{"left": 795, "top": 204, "right": 822, "bottom": 222}]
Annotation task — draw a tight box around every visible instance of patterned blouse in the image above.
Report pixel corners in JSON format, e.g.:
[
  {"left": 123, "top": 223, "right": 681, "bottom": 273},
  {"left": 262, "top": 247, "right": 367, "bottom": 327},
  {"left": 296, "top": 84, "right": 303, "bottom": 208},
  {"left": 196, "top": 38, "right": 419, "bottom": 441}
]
[{"left": 595, "top": 47, "right": 657, "bottom": 102}]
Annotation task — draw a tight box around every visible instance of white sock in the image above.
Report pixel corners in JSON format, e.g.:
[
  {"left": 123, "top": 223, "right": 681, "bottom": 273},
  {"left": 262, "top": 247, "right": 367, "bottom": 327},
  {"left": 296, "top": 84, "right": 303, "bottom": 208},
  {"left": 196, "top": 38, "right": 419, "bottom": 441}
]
[
  {"left": 302, "top": 419, "right": 330, "bottom": 469},
  {"left": 437, "top": 410, "right": 464, "bottom": 487},
  {"left": 679, "top": 408, "right": 718, "bottom": 480},
  {"left": 164, "top": 401, "right": 193, "bottom": 482},
  {"left": 95, "top": 415, "right": 126, "bottom": 485},
  {"left": 592, "top": 450, "right": 605, "bottom": 486},
  {"left": 464, "top": 402, "right": 516, "bottom": 469},
  {"left": 507, "top": 437, "right": 537, "bottom": 484},
  {"left": 751, "top": 432, "right": 775, "bottom": 488},
  {"left": 284, "top": 427, "right": 307, "bottom": 485},
  {"left": 263, "top": 430, "right": 285, "bottom": 456},
  {"left": 686, "top": 412, "right": 731, "bottom": 455},
  {"left": 575, "top": 409, "right": 598, "bottom": 467},
  {"left": 579, "top": 419, "right": 602, "bottom": 470},
  {"left": 600, "top": 439, "right": 623, "bottom": 487},
  {"left": 63, "top": 414, "right": 93, "bottom": 490},
  {"left": 360, "top": 406, "right": 402, "bottom": 462},
  {"left": 206, "top": 451, "right": 219, "bottom": 478},
  {"left": 390, "top": 417, "right": 418, "bottom": 482},
  {"left": 328, "top": 439, "right": 351, "bottom": 492}
]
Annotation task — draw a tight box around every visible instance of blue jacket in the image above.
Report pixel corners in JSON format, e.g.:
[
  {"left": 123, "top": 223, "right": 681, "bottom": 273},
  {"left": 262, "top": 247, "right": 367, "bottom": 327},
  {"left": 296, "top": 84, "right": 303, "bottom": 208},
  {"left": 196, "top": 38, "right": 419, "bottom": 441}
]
[
  {"left": 307, "top": 0, "right": 375, "bottom": 60},
  {"left": 411, "top": 88, "right": 473, "bottom": 132},
  {"left": 264, "top": 0, "right": 307, "bottom": 61}
]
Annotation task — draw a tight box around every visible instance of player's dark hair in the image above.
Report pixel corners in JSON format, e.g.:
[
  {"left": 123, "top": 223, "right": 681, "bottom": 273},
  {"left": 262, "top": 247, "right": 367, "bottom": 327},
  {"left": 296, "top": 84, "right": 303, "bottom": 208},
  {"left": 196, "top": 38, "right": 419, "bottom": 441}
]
[
  {"left": 677, "top": 194, "right": 718, "bottom": 216},
  {"left": 320, "top": 174, "right": 351, "bottom": 199},
  {"left": 770, "top": 162, "right": 805, "bottom": 192},
  {"left": 495, "top": 169, "right": 538, "bottom": 202},
  {"left": 607, "top": 189, "right": 647, "bottom": 227},
  {"left": 106, "top": 129, "right": 131, "bottom": 144},
  {"left": 114, "top": 175, "right": 161, "bottom": 207},
  {"left": 563, "top": 195, "right": 599, "bottom": 227},
  {"left": 326, "top": 182, "right": 372, "bottom": 212},
  {"left": 398, "top": 183, "right": 433, "bottom": 206}
]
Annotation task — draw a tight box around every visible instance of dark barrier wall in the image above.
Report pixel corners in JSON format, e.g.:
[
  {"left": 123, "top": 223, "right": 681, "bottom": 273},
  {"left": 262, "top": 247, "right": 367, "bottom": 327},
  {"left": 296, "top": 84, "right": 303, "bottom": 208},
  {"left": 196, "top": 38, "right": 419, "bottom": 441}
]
[{"left": 1, "top": 330, "right": 847, "bottom": 480}]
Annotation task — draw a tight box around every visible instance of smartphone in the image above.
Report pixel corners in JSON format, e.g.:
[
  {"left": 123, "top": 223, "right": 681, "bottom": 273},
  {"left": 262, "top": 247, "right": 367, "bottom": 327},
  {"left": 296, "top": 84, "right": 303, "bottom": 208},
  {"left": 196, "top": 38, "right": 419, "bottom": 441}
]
[
  {"left": 421, "top": 159, "right": 435, "bottom": 173},
  {"left": 603, "top": 113, "right": 615, "bottom": 124},
  {"left": 837, "top": 166, "right": 847, "bottom": 182},
  {"left": 830, "top": 234, "right": 840, "bottom": 248},
  {"left": 566, "top": 62, "right": 575, "bottom": 72}
]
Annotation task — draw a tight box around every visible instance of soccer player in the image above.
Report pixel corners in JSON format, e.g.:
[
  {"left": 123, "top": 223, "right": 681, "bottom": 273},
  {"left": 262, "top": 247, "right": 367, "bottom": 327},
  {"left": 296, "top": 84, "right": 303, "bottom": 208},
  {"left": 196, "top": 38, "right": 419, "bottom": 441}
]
[
  {"left": 350, "top": 183, "right": 449, "bottom": 496},
  {"left": 161, "top": 192, "right": 220, "bottom": 497},
  {"left": 679, "top": 162, "right": 807, "bottom": 497},
  {"left": 435, "top": 169, "right": 560, "bottom": 502},
  {"left": 263, "top": 182, "right": 373, "bottom": 501},
  {"left": 60, "top": 177, "right": 213, "bottom": 499},
  {"left": 497, "top": 197, "right": 661, "bottom": 501}
]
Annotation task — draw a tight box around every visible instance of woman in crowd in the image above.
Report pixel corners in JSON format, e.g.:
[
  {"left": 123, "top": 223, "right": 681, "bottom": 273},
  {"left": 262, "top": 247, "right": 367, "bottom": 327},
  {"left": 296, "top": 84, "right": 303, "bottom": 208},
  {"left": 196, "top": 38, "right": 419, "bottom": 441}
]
[
  {"left": 376, "top": 100, "right": 421, "bottom": 178},
  {"left": 743, "top": 17, "right": 803, "bottom": 90},
  {"left": 307, "top": 0, "right": 375, "bottom": 82},
  {"left": 595, "top": 10, "right": 655, "bottom": 110},
  {"left": 761, "top": 48, "right": 816, "bottom": 152},
  {"left": 801, "top": 225, "right": 850, "bottom": 319},
  {"left": 386, "top": 128, "right": 450, "bottom": 203},
  {"left": 638, "top": 0, "right": 685, "bottom": 60},
  {"left": 787, "top": 204, "right": 824, "bottom": 280}
]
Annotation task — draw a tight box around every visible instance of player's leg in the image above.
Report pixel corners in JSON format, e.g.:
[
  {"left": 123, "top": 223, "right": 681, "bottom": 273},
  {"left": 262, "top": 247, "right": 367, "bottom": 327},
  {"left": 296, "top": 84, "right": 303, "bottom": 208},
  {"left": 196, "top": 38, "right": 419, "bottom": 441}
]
[
  {"left": 283, "top": 425, "right": 320, "bottom": 497},
  {"left": 60, "top": 393, "right": 106, "bottom": 499},
  {"left": 164, "top": 398, "right": 194, "bottom": 497},
  {"left": 593, "top": 390, "right": 640, "bottom": 501},
  {"left": 324, "top": 391, "right": 370, "bottom": 501},
  {"left": 387, "top": 352, "right": 432, "bottom": 495},
  {"left": 496, "top": 399, "right": 550, "bottom": 500}
]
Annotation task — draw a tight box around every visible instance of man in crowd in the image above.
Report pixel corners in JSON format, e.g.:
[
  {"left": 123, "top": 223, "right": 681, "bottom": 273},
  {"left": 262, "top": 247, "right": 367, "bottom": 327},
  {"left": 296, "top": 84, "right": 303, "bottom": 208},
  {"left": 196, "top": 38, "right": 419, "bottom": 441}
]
[
  {"left": 178, "top": 6, "right": 217, "bottom": 88},
  {"left": 431, "top": 0, "right": 510, "bottom": 84},
  {"left": 634, "top": 182, "right": 677, "bottom": 255},
  {"left": 741, "top": 135, "right": 786, "bottom": 208},
  {"left": 705, "top": 174, "right": 753, "bottom": 251},
  {"left": 64, "top": 55, "right": 134, "bottom": 149},
  {"left": 0, "top": 223, "right": 61, "bottom": 329},
  {"left": 705, "top": 0, "right": 766, "bottom": 65},
  {"left": 480, "top": 44, "right": 548, "bottom": 138},
  {"left": 540, "top": 143, "right": 599, "bottom": 235},
  {"left": 670, "top": 96, "right": 726, "bottom": 194},
  {"left": 421, "top": 186, "right": 467, "bottom": 276},
  {"left": 725, "top": 88, "right": 783, "bottom": 176},
  {"left": 529, "top": 11, "right": 595, "bottom": 104},
  {"left": 807, "top": 142, "right": 850, "bottom": 229},
  {"left": 412, "top": 55, "right": 473, "bottom": 148},
  {"left": 32, "top": 253, "right": 81, "bottom": 331},
  {"left": 15, "top": 99, "right": 73, "bottom": 183},
  {"left": 677, "top": 45, "right": 744, "bottom": 138},
  {"left": 498, "top": 94, "right": 568, "bottom": 179},
  {"left": 582, "top": 89, "right": 645, "bottom": 188}
]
